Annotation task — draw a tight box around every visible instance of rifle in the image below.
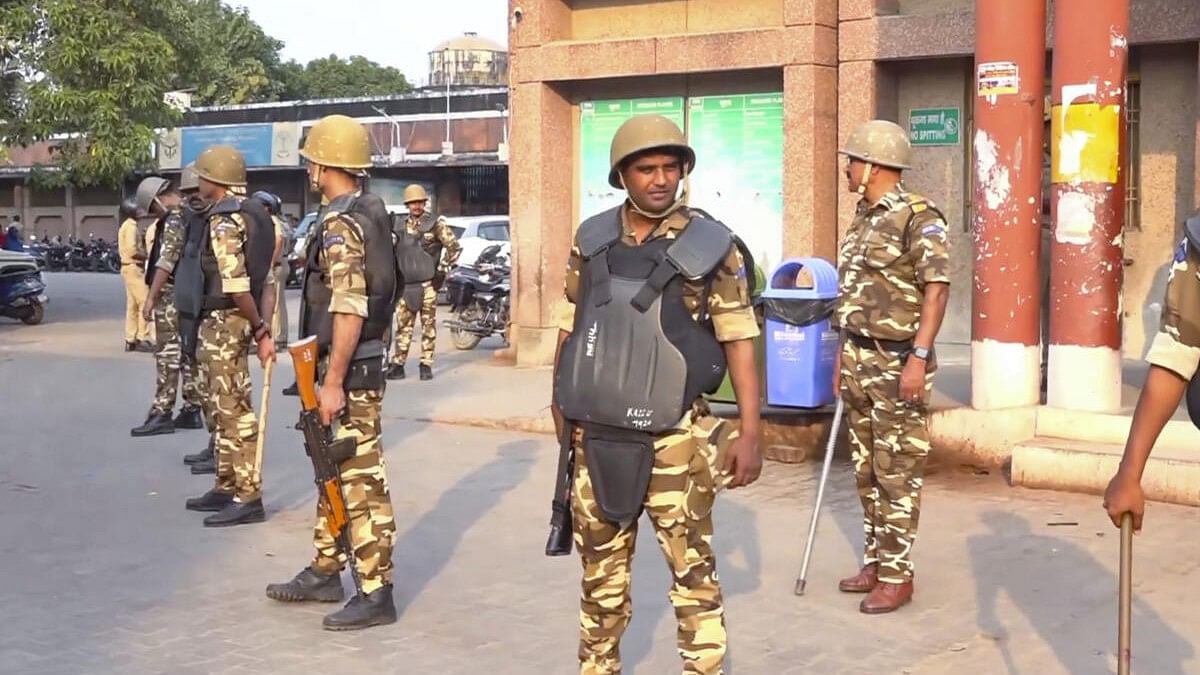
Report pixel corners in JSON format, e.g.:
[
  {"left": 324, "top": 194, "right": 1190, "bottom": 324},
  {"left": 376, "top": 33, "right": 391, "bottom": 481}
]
[
  {"left": 289, "top": 336, "right": 363, "bottom": 598},
  {"left": 544, "top": 425, "right": 574, "bottom": 556}
]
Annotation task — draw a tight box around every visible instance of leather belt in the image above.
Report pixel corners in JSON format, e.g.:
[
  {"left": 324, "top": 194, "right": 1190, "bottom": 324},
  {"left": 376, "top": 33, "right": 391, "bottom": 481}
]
[{"left": 847, "top": 333, "right": 913, "bottom": 354}]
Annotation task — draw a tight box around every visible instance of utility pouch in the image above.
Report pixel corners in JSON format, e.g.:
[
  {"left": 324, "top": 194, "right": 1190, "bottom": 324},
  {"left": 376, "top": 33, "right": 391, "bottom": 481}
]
[{"left": 343, "top": 339, "right": 386, "bottom": 391}]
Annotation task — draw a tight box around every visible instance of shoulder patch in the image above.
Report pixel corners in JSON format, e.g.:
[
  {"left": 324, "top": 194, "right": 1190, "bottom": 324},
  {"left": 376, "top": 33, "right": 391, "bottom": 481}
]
[
  {"left": 1175, "top": 239, "right": 1188, "bottom": 263},
  {"left": 323, "top": 233, "right": 346, "bottom": 249}
]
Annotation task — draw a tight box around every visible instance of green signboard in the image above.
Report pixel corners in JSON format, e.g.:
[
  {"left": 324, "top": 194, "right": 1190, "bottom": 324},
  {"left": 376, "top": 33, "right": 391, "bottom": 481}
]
[
  {"left": 579, "top": 97, "right": 685, "bottom": 218},
  {"left": 909, "top": 107, "right": 961, "bottom": 146},
  {"left": 687, "top": 92, "right": 785, "bottom": 273}
]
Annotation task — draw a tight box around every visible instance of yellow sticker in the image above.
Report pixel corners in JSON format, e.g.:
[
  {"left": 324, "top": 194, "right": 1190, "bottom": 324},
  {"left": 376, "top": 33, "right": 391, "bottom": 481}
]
[{"left": 1051, "top": 102, "right": 1121, "bottom": 184}]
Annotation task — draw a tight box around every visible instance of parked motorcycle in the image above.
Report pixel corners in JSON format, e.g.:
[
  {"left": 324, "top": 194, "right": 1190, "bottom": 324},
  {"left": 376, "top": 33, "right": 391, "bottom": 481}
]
[
  {"left": 0, "top": 250, "right": 48, "bottom": 325},
  {"left": 442, "top": 244, "right": 511, "bottom": 351}
]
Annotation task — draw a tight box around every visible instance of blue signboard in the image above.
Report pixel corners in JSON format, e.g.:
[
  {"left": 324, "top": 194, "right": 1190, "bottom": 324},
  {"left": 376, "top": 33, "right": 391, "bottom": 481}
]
[{"left": 181, "top": 124, "right": 274, "bottom": 167}]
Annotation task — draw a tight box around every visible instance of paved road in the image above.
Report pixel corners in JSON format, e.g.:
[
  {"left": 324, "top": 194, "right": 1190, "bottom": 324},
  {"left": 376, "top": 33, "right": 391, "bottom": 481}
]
[{"left": 0, "top": 274, "right": 1197, "bottom": 674}]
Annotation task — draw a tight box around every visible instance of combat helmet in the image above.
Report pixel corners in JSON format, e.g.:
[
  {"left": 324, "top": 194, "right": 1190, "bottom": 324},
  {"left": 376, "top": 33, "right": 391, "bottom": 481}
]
[
  {"left": 179, "top": 163, "right": 200, "bottom": 193},
  {"left": 839, "top": 120, "right": 911, "bottom": 170},
  {"left": 195, "top": 145, "right": 247, "bottom": 187},
  {"left": 608, "top": 114, "right": 696, "bottom": 189},
  {"left": 403, "top": 184, "right": 428, "bottom": 204},
  {"left": 134, "top": 177, "right": 170, "bottom": 216},
  {"left": 301, "top": 114, "right": 371, "bottom": 173}
]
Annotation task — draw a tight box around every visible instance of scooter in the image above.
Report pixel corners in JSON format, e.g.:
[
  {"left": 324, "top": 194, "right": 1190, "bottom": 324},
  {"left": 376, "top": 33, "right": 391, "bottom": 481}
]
[{"left": 0, "top": 250, "right": 48, "bottom": 325}]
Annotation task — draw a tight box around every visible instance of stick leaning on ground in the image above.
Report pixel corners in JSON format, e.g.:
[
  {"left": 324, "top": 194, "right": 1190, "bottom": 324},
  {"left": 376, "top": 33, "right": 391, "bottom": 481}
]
[
  {"left": 253, "top": 358, "right": 274, "bottom": 477},
  {"left": 795, "top": 396, "right": 845, "bottom": 596},
  {"left": 1118, "top": 511, "right": 1133, "bottom": 675}
]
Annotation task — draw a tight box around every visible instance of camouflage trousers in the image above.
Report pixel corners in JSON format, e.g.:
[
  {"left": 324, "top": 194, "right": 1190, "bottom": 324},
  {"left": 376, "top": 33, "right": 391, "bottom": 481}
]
[
  {"left": 151, "top": 284, "right": 203, "bottom": 417},
  {"left": 391, "top": 281, "right": 437, "bottom": 366},
  {"left": 572, "top": 407, "right": 737, "bottom": 675},
  {"left": 197, "top": 309, "right": 261, "bottom": 502},
  {"left": 839, "top": 339, "right": 934, "bottom": 584},
  {"left": 310, "top": 389, "right": 395, "bottom": 594}
]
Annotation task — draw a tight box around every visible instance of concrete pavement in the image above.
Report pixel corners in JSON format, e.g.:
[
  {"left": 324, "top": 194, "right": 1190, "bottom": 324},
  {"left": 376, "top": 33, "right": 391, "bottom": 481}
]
[{"left": 0, "top": 273, "right": 1197, "bottom": 674}]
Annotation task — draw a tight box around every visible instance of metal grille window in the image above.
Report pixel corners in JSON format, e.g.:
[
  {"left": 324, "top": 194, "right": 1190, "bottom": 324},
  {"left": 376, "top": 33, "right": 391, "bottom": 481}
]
[{"left": 1123, "top": 74, "right": 1141, "bottom": 231}]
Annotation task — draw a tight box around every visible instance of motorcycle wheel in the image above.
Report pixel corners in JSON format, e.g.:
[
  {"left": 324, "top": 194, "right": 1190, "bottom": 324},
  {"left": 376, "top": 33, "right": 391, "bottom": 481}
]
[
  {"left": 106, "top": 256, "right": 120, "bottom": 274},
  {"left": 20, "top": 302, "right": 44, "bottom": 325},
  {"left": 451, "top": 306, "right": 484, "bottom": 351}
]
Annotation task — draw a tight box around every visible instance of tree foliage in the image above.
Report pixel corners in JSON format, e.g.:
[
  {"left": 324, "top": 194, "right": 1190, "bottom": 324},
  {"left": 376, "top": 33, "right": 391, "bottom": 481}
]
[{"left": 0, "top": 0, "right": 414, "bottom": 186}]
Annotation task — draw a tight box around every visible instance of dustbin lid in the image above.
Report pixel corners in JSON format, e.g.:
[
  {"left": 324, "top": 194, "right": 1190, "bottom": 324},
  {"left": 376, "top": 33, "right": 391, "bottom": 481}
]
[{"left": 762, "top": 257, "right": 838, "bottom": 299}]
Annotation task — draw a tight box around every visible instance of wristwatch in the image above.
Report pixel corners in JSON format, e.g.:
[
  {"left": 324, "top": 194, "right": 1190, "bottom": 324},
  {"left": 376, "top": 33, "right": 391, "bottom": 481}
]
[{"left": 910, "top": 345, "right": 931, "bottom": 361}]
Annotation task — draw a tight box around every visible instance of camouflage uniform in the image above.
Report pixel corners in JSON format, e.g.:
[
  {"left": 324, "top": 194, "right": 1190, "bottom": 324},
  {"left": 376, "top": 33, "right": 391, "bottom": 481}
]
[
  {"left": 835, "top": 188, "right": 950, "bottom": 585},
  {"left": 199, "top": 206, "right": 270, "bottom": 502},
  {"left": 149, "top": 209, "right": 205, "bottom": 418},
  {"left": 559, "top": 205, "right": 759, "bottom": 674},
  {"left": 1144, "top": 237, "right": 1200, "bottom": 378},
  {"left": 391, "top": 214, "right": 461, "bottom": 367},
  {"left": 308, "top": 206, "right": 396, "bottom": 594}
]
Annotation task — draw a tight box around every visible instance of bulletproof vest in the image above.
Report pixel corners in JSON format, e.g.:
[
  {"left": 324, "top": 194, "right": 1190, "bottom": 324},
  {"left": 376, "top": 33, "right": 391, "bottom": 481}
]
[
  {"left": 554, "top": 206, "right": 735, "bottom": 434},
  {"left": 198, "top": 196, "right": 276, "bottom": 310},
  {"left": 300, "top": 191, "right": 398, "bottom": 355},
  {"left": 173, "top": 204, "right": 212, "bottom": 356},
  {"left": 395, "top": 214, "right": 436, "bottom": 284}
]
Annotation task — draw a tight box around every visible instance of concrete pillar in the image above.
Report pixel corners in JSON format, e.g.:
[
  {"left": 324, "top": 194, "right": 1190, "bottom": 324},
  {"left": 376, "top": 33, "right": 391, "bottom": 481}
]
[
  {"left": 783, "top": 56, "right": 838, "bottom": 259},
  {"left": 1047, "top": 0, "right": 1130, "bottom": 412},
  {"left": 836, "top": 60, "right": 897, "bottom": 237},
  {"left": 970, "top": 0, "right": 1046, "bottom": 409},
  {"left": 508, "top": 81, "right": 573, "bottom": 367}
]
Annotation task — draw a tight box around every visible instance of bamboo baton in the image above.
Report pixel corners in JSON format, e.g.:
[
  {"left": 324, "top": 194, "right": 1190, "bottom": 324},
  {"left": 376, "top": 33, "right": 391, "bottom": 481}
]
[
  {"left": 1118, "top": 511, "right": 1133, "bottom": 675},
  {"left": 795, "top": 396, "right": 845, "bottom": 596},
  {"left": 253, "top": 357, "right": 275, "bottom": 478}
]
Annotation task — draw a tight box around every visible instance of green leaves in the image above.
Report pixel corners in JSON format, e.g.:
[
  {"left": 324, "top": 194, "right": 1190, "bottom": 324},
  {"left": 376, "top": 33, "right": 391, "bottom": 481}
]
[{"left": 283, "top": 54, "right": 412, "bottom": 100}]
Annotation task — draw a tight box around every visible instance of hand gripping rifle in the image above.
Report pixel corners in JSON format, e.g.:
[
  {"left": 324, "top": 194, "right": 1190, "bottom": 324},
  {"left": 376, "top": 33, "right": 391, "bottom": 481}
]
[{"left": 289, "top": 336, "right": 364, "bottom": 598}]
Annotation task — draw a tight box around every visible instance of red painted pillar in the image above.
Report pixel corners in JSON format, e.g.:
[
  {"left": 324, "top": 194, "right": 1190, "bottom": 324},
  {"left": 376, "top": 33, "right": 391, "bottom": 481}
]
[
  {"left": 1047, "top": 0, "right": 1130, "bottom": 412},
  {"left": 971, "top": 0, "right": 1046, "bottom": 409}
]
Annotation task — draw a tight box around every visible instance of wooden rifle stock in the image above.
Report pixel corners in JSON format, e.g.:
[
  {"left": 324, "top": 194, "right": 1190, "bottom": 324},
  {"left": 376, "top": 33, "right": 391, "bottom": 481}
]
[{"left": 289, "top": 336, "right": 320, "bottom": 412}]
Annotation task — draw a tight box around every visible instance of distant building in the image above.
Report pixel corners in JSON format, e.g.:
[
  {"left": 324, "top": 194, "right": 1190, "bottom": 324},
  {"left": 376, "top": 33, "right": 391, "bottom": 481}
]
[{"left": 428, "top": 32, "right": 508, "bottom": 88}]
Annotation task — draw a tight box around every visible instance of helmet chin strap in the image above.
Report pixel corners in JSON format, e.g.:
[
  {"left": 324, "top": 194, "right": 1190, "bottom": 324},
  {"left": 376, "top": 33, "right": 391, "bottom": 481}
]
[
  {"left": 620, "top": 168, "right": 691, "bottom": 220},
  {"left": 857, "top": 161, "right": 873, "bottom": 196}
]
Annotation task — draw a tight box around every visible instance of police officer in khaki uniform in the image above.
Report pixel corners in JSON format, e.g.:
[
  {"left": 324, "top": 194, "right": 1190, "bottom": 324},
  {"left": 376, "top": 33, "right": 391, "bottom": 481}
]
[
  {"left": 553, "top": 114, "right": 762, "bottom": 674},
  {"left": 1105, "top": 216, "right": 1200, "bottom": 530},
  {"left": 386, "top": 184, "right": 460, "bottom": 381},
  {"left": 833, "top": 120, "right": 951, "bottom": 614},
  {"left": 265, "top": 114, "right": 398, "bottom": 631},
  {"left": 117, "top": 198, "right": 154, "bottom": 352}
]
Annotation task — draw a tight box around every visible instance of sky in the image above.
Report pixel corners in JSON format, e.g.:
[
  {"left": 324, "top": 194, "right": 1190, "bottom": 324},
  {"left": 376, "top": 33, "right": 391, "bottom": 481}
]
[{"left": 233, "top": 0, "right": 509, "bottom": 87}]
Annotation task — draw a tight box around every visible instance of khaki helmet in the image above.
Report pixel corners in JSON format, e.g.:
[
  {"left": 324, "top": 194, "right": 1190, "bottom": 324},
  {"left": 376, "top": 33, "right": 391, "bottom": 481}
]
[
  {"left": 403, "top": 184, "right": 428, "bottom": 204},
  {"left": 135, "top": 176, "right": 170, "bottom": 216},
  {"left": 195, "top": 145, "right": 247, "bottom": 187},
  {"left": 608, "top": 114, "right": 696, "bottom": 189},
  {"left": 301, "top": 114, "right": 371, "bottom": 172},
  {"left": 179, "top": 163, "right": 200, "bottom": 192},
  {"left": 839, "top": 120, "right": 911, "bottom": 170}
]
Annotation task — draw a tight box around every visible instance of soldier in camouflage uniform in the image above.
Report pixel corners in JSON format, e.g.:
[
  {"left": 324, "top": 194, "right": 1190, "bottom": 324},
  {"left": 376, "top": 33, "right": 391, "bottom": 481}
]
[
  {"left": 386, "top": 184, "right": 460, "bottom": 382},
  {"left": 132, "top": 175, "right": 206, "bottom": 438},
  {"left": 1105, "top": 215, "right": 1200, "bottom": 531},
  {"left": 833, "top": 120, "right": 951, "bottom": 614},
  {"left": 555, "top": 115, "right": 763, "bottom": 674},
  {"left": 183, "top": 145, "right": 276, "bottom": 528},
  {"left": 265, "top": 114, "right": 398, "bottom": 631}
]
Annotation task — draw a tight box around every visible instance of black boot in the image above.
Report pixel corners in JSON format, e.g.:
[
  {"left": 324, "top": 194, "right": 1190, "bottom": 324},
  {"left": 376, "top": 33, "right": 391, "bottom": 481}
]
[
  {"left": 385, "top": 364, "right": 405, "bottom": 381},
  {"left": 125, "top": 341, "right": 137, "bottom": 352},
  {"left": 203, "top": 499, "right": 265, "bottom": 527},
  {"left": 183, "top": 435, "right": 215, "bottom": 465},
  {"left": 136, "top": 340, "right": 156, "bottom": 353},
  {"left": 185, "top": 489, "right": 234, "bottom": 512},
  {"left": 419, "top": 364, "right": 432, "bottom": 381},
  {"left": 282, "top": 382, "right": 299, "bottom": 397},
  {"left": 131, "top": 411, "right": 175, "bottom": 437},
  {"left": 173, "top": 405, "right": 204, "bottom": 430},
  {"left": 190, "top": 456, "right": 216, "bottom": 475},
  {"left": 266, "top": 567, "right": 345, "bottom": 603},
  {"left": 322, "top": 585, "right": 397, "bottom": 631}
]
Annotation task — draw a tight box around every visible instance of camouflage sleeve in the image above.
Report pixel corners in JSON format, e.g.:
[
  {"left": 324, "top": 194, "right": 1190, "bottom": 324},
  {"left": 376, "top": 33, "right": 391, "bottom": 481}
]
[
  {"left": 209, "top": 213, "right": 250, "bottom": 294},
  {"left": 708, "top": 244, "right": 761, "bottom": 342},
  {"left": 437, "top": 216, "right": 462, "bottom": 267},
  {"left": 555, "top": 244, "right": 583, "bottom": 333},
  {"left": 322, "top": 214, "right": 369, "bottom": 318},
  {"left": 156, "top": 214, "right": 186, "bottom": 273},
  {"left": 912, "top": 210, "right": 951, "bottom": 285},
  {"left": 1145, "top": 238, "right": 1200, "bottom": 379}
]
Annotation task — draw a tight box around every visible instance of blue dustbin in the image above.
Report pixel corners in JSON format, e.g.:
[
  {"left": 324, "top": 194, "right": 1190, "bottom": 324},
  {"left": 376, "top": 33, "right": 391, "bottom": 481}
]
[{"left": 762, "top": 258, "right": 839, "bottom": 408}]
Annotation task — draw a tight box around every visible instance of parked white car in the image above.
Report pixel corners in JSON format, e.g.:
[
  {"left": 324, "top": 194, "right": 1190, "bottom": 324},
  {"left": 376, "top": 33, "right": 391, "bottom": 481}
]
[{"left": 446, "top": 215, "right": 510, "bottom": 269}]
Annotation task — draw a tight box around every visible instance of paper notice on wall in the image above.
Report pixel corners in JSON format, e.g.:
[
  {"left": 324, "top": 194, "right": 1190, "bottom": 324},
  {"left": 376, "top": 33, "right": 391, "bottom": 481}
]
[{"left": 977, "top": 62, "right": 1020, "bottom": 97}]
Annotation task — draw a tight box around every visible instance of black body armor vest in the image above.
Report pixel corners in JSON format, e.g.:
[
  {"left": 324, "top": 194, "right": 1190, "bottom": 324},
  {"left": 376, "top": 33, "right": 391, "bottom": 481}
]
[
  {"left": 196, "top": 196, "right": 274, "bottom": 311},
  {"left": 300, "top": 192, "right": 398, "bottom": 355}
]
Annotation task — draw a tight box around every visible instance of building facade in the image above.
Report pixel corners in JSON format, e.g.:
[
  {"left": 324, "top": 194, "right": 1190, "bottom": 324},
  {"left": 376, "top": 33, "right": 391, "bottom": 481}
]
[
  {"left": 506, "top": 0, "right": 1200, "bottom": 386},
  {"left": 429, "top": 32, "right": 510, "bottom": 88}
]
